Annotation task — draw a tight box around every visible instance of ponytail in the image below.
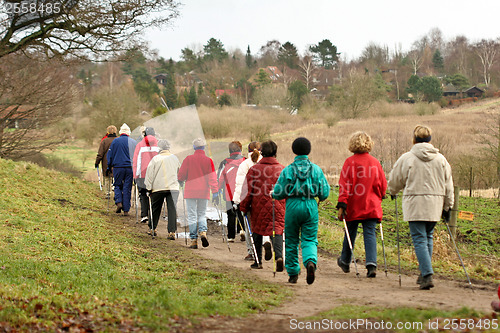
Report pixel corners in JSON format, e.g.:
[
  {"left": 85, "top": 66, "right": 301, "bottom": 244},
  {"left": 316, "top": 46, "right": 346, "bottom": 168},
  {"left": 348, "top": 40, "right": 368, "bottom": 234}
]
[
  {"left": 251, "top": 149, "right": 260, "bottom": 163},
  {"left": 248, "top": 141, "right": 261, "bottom": 163}
]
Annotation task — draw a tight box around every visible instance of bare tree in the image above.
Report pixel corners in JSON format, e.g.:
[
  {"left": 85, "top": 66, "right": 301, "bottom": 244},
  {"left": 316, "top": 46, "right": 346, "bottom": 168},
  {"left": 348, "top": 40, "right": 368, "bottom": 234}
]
[
  {"left": 0, "top": 0, "right": 180, "bottom": 59},
  {"left": 408, "top": 49, "right": 423, "bottom": 75},
  {"left": 299, "top": 53, "right": 316, "bottom": 90},
  {"left": 0, "top": 54, "right": 78, "bottom": 159},
  {"left": 473, "top": 39, "right": 499, "bottom": 87}
]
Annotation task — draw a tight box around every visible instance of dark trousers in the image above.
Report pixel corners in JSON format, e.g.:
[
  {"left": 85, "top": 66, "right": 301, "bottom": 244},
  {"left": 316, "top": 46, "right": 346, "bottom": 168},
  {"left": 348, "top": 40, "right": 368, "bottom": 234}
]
[
  {"left": 252, "top": 232, "right": 283, "bottom": 264},
  {"left": 113, "top": 167, "right": 133, "bottom": 212},
  {"left": 226, "top": 208, "right": 244, "bottom": 239},
  {"left": 150, "top": 190, "right": 179, "bottom": 232},
  {"left": 139, "top": 187, "right": 149, "bottom": 219}
]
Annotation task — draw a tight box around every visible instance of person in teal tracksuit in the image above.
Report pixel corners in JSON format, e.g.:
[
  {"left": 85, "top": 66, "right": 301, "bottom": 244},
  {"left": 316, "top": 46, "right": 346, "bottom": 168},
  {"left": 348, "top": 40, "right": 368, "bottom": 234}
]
[{"left": 272, "top": 137, "right": 330, "bottom": 285}]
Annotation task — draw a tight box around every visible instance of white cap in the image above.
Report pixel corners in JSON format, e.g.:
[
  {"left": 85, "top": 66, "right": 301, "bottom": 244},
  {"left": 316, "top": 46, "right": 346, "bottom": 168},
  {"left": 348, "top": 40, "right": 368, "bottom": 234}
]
[{"left": 119, "top": 123, "right": 131, "bottom": 135}]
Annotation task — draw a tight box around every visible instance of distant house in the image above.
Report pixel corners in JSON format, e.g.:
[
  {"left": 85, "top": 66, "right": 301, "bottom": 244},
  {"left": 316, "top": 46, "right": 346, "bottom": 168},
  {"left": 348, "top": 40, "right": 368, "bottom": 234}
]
[
  {"left": 464, "top": 86, "right": 484, "bottom": 98},
  {"left": 250, "top": 66, "right": 284, "bottom": 85},
  {"left": 154, "top": 74, "right": 168, "bottom": 85},
  {"left": 443, "top": 85, "right": 484, "bottom": 98},
  {"left": 215, "top": 89, "right": 236, "bottom": 98},
  {"left": 443, "top": 84, "right": 460, "bottom": 97}
]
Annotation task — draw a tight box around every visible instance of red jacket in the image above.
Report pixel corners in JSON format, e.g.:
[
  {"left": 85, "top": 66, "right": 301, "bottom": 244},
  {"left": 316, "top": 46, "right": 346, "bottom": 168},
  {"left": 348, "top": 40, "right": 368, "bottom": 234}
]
[
  {"left": 178, "top": 150, "right": 218, "bottom": 199},
  {"left": 240, "top": 157, "right": 286, "bottom": 236},
  {"left": 338, "top": 153, "right": 387, "bottom": 222},
  {"left": 217, "top": 152, "right": 246, "bottom": 201},
  {"left": 133, "top": 135, "right": 160, "bottom": 179}
]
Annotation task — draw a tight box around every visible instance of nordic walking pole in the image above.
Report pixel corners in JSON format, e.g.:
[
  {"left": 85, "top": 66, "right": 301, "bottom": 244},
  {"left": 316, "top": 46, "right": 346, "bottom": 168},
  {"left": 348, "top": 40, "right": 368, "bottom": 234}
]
[
  {"left": 271, "top": 197, "right": 276, "bottom": 277},
  {"left": 148, "top": 192, "right": 155, "bottom": 239},
  {"left": 342, "top": 214, "right": 360, "bottom": 279},
  {"left": 135, "top": 182, "right": 139, "bottom": 224},
  {"left": 245, "top": 214, "right": 260, "bottom": 266},
  {"left": 96, "top": 167, "right": 103, "bottom": 191},
  {"left": 444, "top": 221, "right": 474, "bottom": 291},
  {"left": 379, "top": 222, "right": 388, "bottom": 277},
  {"left": 216, "top": 202, "right": 231, "bottom": 252},
  {"left": 395, "top": 195, "right": 402, "bottom": 287}
]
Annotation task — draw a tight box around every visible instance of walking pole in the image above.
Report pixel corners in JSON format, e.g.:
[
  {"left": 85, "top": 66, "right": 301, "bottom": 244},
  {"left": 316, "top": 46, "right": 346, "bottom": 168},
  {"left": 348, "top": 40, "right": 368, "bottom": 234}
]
[
  {"left": 182, "top": 187, "right": 187, "bottom": 246},
  {"left": 244, "top": 214, "right": 260, "bottom": 266},
  {"left": 148, "top": 192, "right": 155, "bottom": 239},
  {"left": 135, "top": 182, "right": 139, "bottom": 224},
  {"left": 216, "top": 203, "right": 231, "bottom": 252},
  {"left": 342, "top": 214, "right": 360, "bottom": 279},
  {"left": 379, "top": 222, "right": 388, "bottom": 277},
  {"left": 96, "top": 168, "right": 103, "bottom": 191},
  {"left": 271, "top": 197, "right": 276, "bottom": 277},
  {"left": 395, "top": 195, "right": 402, "bottom": 287},
  {"left": 444, "top": 222, "right": 474, "bottom": 291}
]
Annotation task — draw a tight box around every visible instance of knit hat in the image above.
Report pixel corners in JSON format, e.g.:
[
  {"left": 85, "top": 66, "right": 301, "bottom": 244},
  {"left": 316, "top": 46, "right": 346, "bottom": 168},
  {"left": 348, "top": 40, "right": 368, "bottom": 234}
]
[
  {"left": 292, "top": 137, "right": 311, "bottom": 155},
  {"left": 193, "top": 137, "right": 206, "bottom": 149},
  {"left": 143, "top": 127, "right": 155, "bottom": 137},
  {"left": 119, "top": 123, "right": 131, "bottom": 136}
]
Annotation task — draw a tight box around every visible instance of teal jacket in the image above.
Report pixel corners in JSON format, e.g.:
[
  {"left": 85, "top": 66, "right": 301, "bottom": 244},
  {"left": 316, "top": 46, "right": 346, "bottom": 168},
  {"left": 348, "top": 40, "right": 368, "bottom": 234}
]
[{"left": 272, "top": 155, "right": 330, "bottom": 201}]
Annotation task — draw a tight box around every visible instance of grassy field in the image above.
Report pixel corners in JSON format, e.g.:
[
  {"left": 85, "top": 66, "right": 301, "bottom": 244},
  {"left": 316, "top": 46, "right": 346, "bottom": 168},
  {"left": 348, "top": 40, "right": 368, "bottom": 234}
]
[{"left": 0, "top": 159, "right": 289, "bottom": 331}]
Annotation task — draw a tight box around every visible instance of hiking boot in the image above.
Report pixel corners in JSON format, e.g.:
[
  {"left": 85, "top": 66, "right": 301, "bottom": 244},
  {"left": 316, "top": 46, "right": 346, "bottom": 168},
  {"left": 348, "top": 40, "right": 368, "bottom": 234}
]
[
  {"left": 115, "top": 202, "right": 123, "bottom": 213},
  {"left": 189, "top": 240, "right": 198, "bottom": 249},
  {"left": 263, "top": 242, "right": 272, "bottom": 261},
  {"left": 240, "top": 230, "right": 246, "bottom": 242},
  {"left": 288, "top": 275, "right": 298, "bottom": 284},
  {"left": 250, "top": 262, "right": 263, "bottom": 269},
  {"left": 167, "top": 232, "right": 176, "bottom": 240},
  {"left": 227, "top": 238, "right": 235, "bottom": 243},
  {"left": 366, "top": 265, "right": 377, "bottom": 278},
  {"left": 141, "top": 217, "right": 148, "bottom": 224},
  {"left": 416, "top": 274, "right": 423, "bottom": 285},
  {"left": 200, "top": 232, "right": 209, "bottom": 247},
  {"left": 419, "top": 274, "right": 434, "bottom": 290},
  {"left": 306, "top": 261, "right": 316, "bottom": 285},
  {"left": 276, "top": 258, "right": 284, "bottom": 272},
  {"left": 337, "top": 257, "right": 350, "bottom": 273},
  {"left": 244, "top": 254, "right": 254, "bottom": 261}
]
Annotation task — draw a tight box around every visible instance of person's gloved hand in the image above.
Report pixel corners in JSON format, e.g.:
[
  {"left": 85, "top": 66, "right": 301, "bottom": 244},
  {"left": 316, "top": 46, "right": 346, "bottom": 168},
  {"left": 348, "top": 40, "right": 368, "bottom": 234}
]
[
  {"left": 442, "top": 209, "right": 451, "bottom": 223},
  {"left": 105, "top": 168, "right": 111, "bottom": 177},
  {"left": 212, "top": 191, "right": 220, "bottom": 206},
  {"left": 95, "top": 163, "right": 99, "bottom": 169},
  {"left": 391, "top": 194, "right": 397, "bottom": 200}
]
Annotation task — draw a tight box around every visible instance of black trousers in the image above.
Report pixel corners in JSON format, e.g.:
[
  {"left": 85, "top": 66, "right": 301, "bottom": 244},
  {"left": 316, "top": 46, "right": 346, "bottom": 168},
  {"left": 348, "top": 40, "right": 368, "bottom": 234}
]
[
  {"left": 252, "top": 232, "right": 283, "bottom": 264},
  {"left": 150, "top": 190, "right": 179, "bottom": 232},
  {"left": 226, "top": 208, "right": 244, "bottom": 239}
]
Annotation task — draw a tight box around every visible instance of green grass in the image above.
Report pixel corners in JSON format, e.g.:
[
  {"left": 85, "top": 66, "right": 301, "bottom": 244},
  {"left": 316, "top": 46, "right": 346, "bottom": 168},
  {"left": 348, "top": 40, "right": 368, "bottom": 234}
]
[
  {"left": 318, "top": 189, "right": 500, "bottom": 283},
  {"left": 47, "top": 141, "right": 97, "bottom": 174},
  {"left": 0, "top": 159, "right": 289, "bottom": 331}
]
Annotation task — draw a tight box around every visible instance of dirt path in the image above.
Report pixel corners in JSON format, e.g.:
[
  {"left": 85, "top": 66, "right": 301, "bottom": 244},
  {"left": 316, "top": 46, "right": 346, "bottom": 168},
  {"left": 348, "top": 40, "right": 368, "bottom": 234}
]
[{"left": 123, "top": 206, "right": 497, "bottom": 333}]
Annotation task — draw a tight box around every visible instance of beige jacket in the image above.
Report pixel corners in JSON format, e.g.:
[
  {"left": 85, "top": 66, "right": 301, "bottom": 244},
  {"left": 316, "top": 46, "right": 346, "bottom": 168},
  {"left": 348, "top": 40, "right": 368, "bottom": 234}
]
[
  {"left": 388, "top": 143, "right": 454, "bottom": 222},
  {"left": 144, "top": 151, "right": 180, "bottom": 192}
]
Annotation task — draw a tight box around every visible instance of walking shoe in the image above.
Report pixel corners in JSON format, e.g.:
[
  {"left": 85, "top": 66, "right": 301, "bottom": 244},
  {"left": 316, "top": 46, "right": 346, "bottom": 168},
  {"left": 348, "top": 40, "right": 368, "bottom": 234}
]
[
  {"left": 167, "top": 232, "right": 176, "bottom": 240},
  {"left": 200, "top": 232, "right": 209, "bottom": 247},
  {"left": 115, "top": 202, "right": 123, "bottom": 213},
  {"left": 288, "top": 275, "right": 298, "bottom": 284},
  {"left": 366, "top": 265, "right": 377, "bottom": 278},
  {"left": 337, "top": 257, "right": 350, "bottom": 273},
  {"left": 416, "top": 274, "right": 423, "bottom": 285},
  {"left": 276, "top": 257, "right": 284, "bottom": 272},
  {"left": 189, "top": 240, "right": 198, "bottom": 249},
  {"left": 141, "top": 217, "right": 148, "bottom": 224},
  {"left": 306, "top": 261, "right": 316, "bottom": 285},
  {"left": 419, "top": 274, "right": 434, "bottom": 290},
  {"left": 263, "top": 242, "right": 272, "bottom": 261},
  {"left": 250, "top": 262, "right": 263, "bottom": 269},
  {"left": 123, "top": 211, "right": 129, "bottom": 216},
  {"left": 244, "top": 254, "right": 254, "bottom": 261},
  {"left": 227, "top": 238, "right": 235, "bottom": 243},
  {"left": 240, "top": 230, "right": 246, "bottom": 242}
]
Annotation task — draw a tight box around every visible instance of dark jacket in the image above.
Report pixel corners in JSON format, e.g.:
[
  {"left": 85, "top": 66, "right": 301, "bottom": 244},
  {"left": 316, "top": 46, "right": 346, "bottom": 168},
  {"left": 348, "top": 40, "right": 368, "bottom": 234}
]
[
  {"left": 107, "top": 134, "right": 137, "bottom": 169},
  {"left": 95, "top": 134, "right": 116, "bottom": 174}
]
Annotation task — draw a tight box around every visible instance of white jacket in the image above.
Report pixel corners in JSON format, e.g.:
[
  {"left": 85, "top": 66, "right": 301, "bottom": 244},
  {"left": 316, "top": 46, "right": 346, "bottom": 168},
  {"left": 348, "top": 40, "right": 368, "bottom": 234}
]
[
  {"left": 144, "top": 151, "right": 181, "bottom": 192},
  {"left": 232, "top": 152, "right": 262, "bottom": 204},
  {"left": 388, "top": 143, "right": 454, "bottom": 222}
]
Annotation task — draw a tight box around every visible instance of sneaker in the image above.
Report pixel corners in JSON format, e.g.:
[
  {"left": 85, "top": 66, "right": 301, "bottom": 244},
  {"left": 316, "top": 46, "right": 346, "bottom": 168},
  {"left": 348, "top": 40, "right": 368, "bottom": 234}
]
[
  {"left": 263, "top": 242, "right": 272, "bottom": 261},
  {"left": 189, "top": 240, "right": 198, "bottom": 249},
  {"left": 227, "top": 238, "right": 235, "bottom": 243},
  {"left": 200, "top": 232, "right": 209, "bottom": 247},
  {"left": 240, "top": 230, "right": 246, "bottom": 242},
  {"left": 288, "top": 275, "right": 298, "bottom": 284},
  {"left": 276, "top": 258, "right": 284, "bottom": 272},
  {"left": 244, "top": 254, "right": 254, "bottom": 261},
  {"left": 167, "top": 232, "right": 176, "bottom": 240},
  {"left": 306, "top": 261, "right": 316, "bottom": 285},
  {"left": 419, "top": 274, "right": 434, "bottom": 290},
  {"left": 250, "top": 262, "right": 263, "bottom": 269},
  {"left": 115, "top": 202, "right": 123, "bottom": 213},
  {"left": 337, "top": 257, "right": 350, "bottom": 273},
  {"left": 141, "top": 217, "right": 148, "bottom": 224},
  {"left": 366, "top": 265, "right": 377, "bottom": 278}
]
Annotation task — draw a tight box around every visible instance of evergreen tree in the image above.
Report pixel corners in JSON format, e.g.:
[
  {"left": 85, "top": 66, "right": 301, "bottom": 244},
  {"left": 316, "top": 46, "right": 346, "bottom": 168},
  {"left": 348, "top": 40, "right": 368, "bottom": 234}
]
[
  {"left": 256, "top": 69, "right": 272, "bottom": 87},
  {"left": 421, "top": 76, "right": 443, "bottom": 102},
  {"left": 277, "top": 42, "right": 299, "bottom": 69},
  {"left": 188, "top": 85, "right": 198, "bottom": 105},
  {"left": 309, "top": 39, "right": 339, "bottom": 69},
  {"left": 245, "top": 45, "right": 253, "bottom": 68},
  {"left": 288, "top": 80, "right": 308, "bottom": 109},
  {"left": 203, "top": 38, "right": 229, "bottom": 62},
  {"left": 218, "top": 93, "right": 231, "bottom": 107},
  {"left": 163, "top": 72, "right": 177, "bottom": 110},
  {"left": 432, "top": 49, "right": 444, "bottom": 71},
  {"left": 197, "top": 83, "right": 204, "bottom": 96}
]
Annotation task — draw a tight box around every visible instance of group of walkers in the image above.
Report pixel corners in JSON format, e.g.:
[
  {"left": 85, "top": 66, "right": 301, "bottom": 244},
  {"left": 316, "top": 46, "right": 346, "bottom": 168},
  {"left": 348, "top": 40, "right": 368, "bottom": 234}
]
[{"left": 95, "top": 123, "right": 454, "bottom": 289}]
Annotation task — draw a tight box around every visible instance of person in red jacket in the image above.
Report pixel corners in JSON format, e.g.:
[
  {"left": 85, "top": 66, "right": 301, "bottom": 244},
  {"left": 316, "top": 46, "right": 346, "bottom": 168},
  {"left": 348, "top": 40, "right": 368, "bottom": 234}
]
[
  {"left": 336, "top": 131, "right": 387, "bottom": 278},
  {"left": 133, "top": 127, "right": 160, "bottom": 224},
  {"left": 178, "top": 138, "right": 218, "bottom": 249},
  {"left": 216, "top": 141, "right": 246, "bottom": 242},
  {"left": 240, "top": 140, "right": 286, "bottom": 270}
]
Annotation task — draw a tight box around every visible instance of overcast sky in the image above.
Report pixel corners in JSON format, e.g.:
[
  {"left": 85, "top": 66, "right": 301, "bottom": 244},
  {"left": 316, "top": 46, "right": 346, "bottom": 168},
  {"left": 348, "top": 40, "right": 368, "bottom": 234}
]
[{"left": 145, "top": 0, "right": 500, "bottom": 61}]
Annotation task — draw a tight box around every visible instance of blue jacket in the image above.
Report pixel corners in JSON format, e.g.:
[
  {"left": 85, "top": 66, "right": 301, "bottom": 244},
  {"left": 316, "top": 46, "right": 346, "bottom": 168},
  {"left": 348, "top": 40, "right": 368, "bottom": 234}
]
[{"left": 107, "top": 134, "right": 137, "bottom": 169}]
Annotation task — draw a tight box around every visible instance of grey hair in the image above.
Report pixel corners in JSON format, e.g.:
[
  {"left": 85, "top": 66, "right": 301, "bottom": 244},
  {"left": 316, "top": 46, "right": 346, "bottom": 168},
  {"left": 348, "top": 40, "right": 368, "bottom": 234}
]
[{"left": 158, "top": 139, "right": 171, "bottom": 151}]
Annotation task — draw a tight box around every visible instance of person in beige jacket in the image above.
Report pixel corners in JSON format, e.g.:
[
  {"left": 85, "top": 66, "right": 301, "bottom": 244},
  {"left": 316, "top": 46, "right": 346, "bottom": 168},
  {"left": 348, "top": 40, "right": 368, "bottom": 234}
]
[
  {"left": 388, "top": 125, "right": 454, "bottom": 290},
  {"left": 144, "top": 140, "right": 181, "bottom": 239}
]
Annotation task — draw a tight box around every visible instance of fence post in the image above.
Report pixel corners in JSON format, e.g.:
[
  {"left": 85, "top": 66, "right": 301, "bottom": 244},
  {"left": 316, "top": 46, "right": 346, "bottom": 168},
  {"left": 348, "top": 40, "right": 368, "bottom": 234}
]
[{"left": 449, "top": 186, "right": 459, "bottom": 239}]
